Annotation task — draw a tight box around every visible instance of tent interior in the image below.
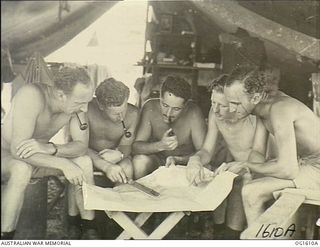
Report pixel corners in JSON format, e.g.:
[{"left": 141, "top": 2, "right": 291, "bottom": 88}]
[{"left": 2, "top": 0, "right": 319, "bottom": 112}]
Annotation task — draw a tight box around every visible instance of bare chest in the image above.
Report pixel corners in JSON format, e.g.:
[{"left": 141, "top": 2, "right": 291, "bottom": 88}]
[
  {"left": 88, "top": 118, "right": 124, "bottom": 145},
  {"left": 218, "top": 120, "right": 255, "bottom": 151},
  {"left": 261, "top": 118, "right": 274, "bottom": 134},
  {"left": 150, "top": 116, "right": 191, "bottom": 144}
]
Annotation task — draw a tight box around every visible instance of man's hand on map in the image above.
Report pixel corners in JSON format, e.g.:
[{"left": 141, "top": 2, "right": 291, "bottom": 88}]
[
  {"left": 165, "top": 156, "right": 177, "bottom": 167},
  {"left": 103, "top": 164, "right": 127, "bottom": 184},
  {"left": 186, "top": 156, "right": 213, "bottom": 186},
  {"left": 215, "top": 161, "right": 248, "bottom": 175}
]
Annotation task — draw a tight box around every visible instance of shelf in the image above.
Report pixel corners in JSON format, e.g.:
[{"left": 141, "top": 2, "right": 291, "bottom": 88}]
[
  {"left": 135, "top": 63, "right": 221, "bottom": 70},
  {"left": 155, "top": 64, "right": 196, "bottom": 70},
  {"left": 154, "top": 32, "right": 196, "bottom": 37}
]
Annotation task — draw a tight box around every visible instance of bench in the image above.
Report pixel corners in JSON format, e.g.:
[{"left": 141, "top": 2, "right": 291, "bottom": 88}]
[{"left": 240, "top": 188, "right": 320, "bottom": 239}]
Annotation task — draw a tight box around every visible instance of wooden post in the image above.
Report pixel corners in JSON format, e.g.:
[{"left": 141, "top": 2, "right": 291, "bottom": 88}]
[
  {"left": 311, "top": 73, "right": 320, "bottom": 117},
  {"left": 310, "top": 72, "right": 320, "bottom": 239}
]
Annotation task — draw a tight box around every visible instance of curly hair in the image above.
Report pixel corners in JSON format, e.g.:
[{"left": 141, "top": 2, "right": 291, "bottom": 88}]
[
  {"left": 53, "top": 67, "right": 91, "bottom": 94},
  {"left": 95, "top": 78, "right": 130, "bottom": 107},
  {"left": 225, "top": 65, "right": 280, "bottom": 95},
  {"left": 160, "top": 75, "right": 191, "bottom": 102},
  {"left": 208, "top": 74, "right": 229, "bottom": 93}
]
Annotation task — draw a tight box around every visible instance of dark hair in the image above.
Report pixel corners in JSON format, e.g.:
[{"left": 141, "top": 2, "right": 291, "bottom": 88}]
[
  {"left": 160, "top": 75, "right": 191, "bottom": 102},
  {"left": 208, "top": 74, "right": 229, "bottom": 93},
  {"left": 53, "top": 67, "right": 91, "bottom": 94},
  {"left": 95, "top": 77, "right": 129, "bottom": 107},
  {"left": 225, "top": 65, "right": 279, "bottom": 95}
]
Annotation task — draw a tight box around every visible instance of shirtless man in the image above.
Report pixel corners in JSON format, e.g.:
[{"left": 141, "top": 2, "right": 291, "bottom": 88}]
[
  {"left": 221, "top": 65, "right": 320, "bottom": 227},
  {"left": 1, "top": 67, "right": 97, "bottom": 239},
  {"left": 132, "top": 75, "right": 206, "bottom": 179},
  {"left": 87, "top": 78, "right": 139, "bottom": 184},
  {"left": 186, "top": 74, "right": 257, "bottom": 239}
]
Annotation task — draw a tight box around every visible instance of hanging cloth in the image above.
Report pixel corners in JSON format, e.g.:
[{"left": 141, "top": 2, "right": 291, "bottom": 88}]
[
  {"left": 1, "top": 46, "right": 16, "bottom": 83},
  {"left": 24, "top": 52, "right": 54, "bottom": 86}
]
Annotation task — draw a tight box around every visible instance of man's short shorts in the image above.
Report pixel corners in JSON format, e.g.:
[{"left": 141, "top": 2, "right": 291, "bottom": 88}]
[
  {"left": 148, "top": 153, "right": 167, "bottom": 167},
  {"left": 293, "top": 154, "right": 320, "bottom": 190}
]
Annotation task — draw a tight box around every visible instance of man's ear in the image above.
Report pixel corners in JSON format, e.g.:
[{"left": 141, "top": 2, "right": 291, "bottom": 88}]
[
  {"left": 250, "top": 93, "right": 262, "bottom": 105},
  {"left": 95, "top": 98, "right": 105, "bottom": 111},
  {"left": 55, "top": 89, "right": 66, "bottom": 101}
]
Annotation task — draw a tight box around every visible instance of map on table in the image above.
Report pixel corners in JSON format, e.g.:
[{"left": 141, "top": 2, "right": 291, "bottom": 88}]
[{"left": 83, "top": 166, "right": 237, "bottom": 212}]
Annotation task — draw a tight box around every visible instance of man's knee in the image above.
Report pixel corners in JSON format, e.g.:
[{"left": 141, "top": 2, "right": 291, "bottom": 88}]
[
  {"left": 242, "top": 182, "right": 268, "bottom": 207},
  {"left": 7, "top": 160, "right": 33, "bottom": 188},
  {"left": 132, "top": 155, "right": 152, "bottom": 167},
  {"left": 72, "top": 155, "right": 93, "bottom": 174},
  {"left": 132, "top": 155, "right": 153, "bottom": 179}
]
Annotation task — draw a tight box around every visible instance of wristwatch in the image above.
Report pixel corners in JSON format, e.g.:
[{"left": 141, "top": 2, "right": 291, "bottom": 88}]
[{"left": 48, "top": 142, "right": 58, "bottom": 156}]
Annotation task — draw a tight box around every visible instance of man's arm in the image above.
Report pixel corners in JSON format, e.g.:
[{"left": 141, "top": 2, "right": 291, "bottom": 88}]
[
  {"left": 232, "top": 104, "right": 299, "bottom": 179},
  {"left": 185, "top": 108, "right": 218, "bottom": 183},
  {"left": 174, "top": 105, "right": 208, "bottom": 164},
  {"left": 191, "top": 105, "right": 207, "bottom": 151},
  {"left": 117, "top": 108, "right": 139, "bottom": 158},
  {"left": 248, "top": 117, "right": 269, "bottom": 163},
  {"left": 87, "top": 148, "right": 128, "bottom": 183},
  {"left": 52, "top": 112, "right": 89, "bottom": 158},
  {"left": 10, "top": 86, "right": 84, "bottom": 184},
  {"left": 87, "top": 148, "right": 113, "bottom": 172},
  {"left": 192, "top": 108, "right": 219, "bottom": 165},
  {"left": 132, "top": 104, "right": 167, "bottom": 154}
]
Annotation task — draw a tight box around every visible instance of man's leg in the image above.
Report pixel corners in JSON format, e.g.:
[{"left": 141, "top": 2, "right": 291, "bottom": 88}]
[
  {"left": 132, "top": 154, "right": 161, "bottom": 180},
  {"left": 212, "top": 200, "right": 227, "bottom": 239},
  {"left": 66, "top": 184, "right": 81, "bottom": 239},
  {"left": 69, "top": 155, "right": 98, "bottom": 239},
  {"left": 224, "top": 177, "right": 246, "bottom": 239},
  {"left": 213, "top": 200, "right": 226, "bottom": 225},
  {"left": 242, "top": 176, "right": 295, "bottom": 226},
  {"left": 68, "top": 156, "right": 94, "bottom": 220},
  {"left": 226, "top": 176, "right": 247, "bottom": 231},
  {"left": 1, "top": 155, "right": 33, "bottom": 239}
]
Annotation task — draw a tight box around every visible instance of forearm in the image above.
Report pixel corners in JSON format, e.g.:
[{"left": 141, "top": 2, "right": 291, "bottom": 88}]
[
  {"left": 173, "top": 154, "right": 194, "bottom": 165},
  {"left": 13, "top": 152, "right": 70, "bottom": 171},
  {"left": 54, "top": 141, "right": 87, "bottom": 158},
  {"left": 87, "top": 148, "right": 112, "bottom": 173},
  {"left": 245, "top": 160, "right": 297, "bottom": 179},
  {"left": 118, "top": 145, "right": 131, "bottom": 158},
  {"left": 132, "top": 141, "right": 164, "bottom": 155},
  {"left": 192, "top": 149, "right": 212, "bottom": 166},
  {"left": 248, "top": 149, "right": 266, "bottom": 163}
]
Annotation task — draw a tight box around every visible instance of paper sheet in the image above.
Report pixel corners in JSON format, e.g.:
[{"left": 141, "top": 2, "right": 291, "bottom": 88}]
[{"left": 83, "top": 166, "right": 237, "bottom": 212}]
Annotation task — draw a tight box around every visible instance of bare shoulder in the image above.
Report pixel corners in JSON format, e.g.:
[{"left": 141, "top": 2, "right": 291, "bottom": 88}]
[
  {"left": 13, "top": 84, "right": 45, "bottom": 110},
  {"left": 186, "top": 101, "right": 204, "bottom": 119},
  {"left": 127, "top": 103, "right": 139, "bottom": 115},
  {"left": 87, "top": 100, "right": 99, "bottom": 115},
  {"left": 207, "top": 106, "right": 219, "bottom": 127},
  {"left": 270, "top": 95, "right": 311, "bottom": 120},
  {"left": 141, "top": 98, "right": 159, "bottom": 113},
  {"left": 127, "top": 103, "right": 139, "bottom": 120}
]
